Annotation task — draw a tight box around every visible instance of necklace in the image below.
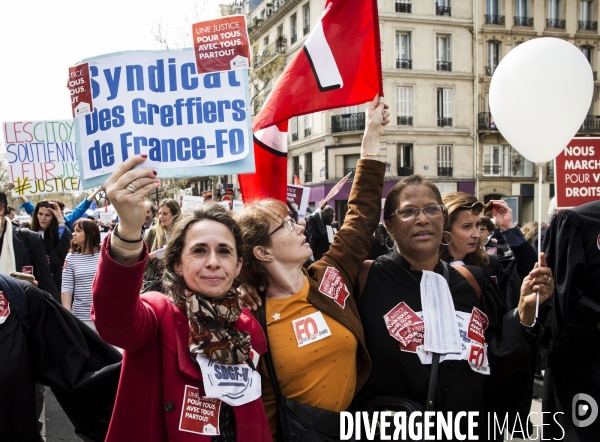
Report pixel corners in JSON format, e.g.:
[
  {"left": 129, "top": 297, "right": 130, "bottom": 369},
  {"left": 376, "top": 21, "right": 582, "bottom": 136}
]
[{"left": 267, "top": 296, "right": 293, "bottom": 321}]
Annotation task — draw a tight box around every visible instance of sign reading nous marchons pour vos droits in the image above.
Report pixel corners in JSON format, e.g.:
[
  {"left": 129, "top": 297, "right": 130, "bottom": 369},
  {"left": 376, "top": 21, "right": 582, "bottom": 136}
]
[
  {"left": 71, "top": 49, "right": 254, "bottom": 189},
  {"left": 555, "top": 138, "right": 600, "bottom": 209}
]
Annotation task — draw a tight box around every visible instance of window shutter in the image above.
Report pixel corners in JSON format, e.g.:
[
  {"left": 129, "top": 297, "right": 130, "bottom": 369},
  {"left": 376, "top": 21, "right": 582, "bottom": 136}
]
[{"left": 443, "top": 89, "right": 453, "bottom": 118}]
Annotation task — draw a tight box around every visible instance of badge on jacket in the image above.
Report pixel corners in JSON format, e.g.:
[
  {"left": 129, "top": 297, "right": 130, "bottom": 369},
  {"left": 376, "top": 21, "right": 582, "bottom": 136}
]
[
  {"left": 318, "top": 267, "right": 350, "bottom": 308},
  {"left": 0, "top": 292, "right": 10, "bottom": 324},
  {"left": 179, "top": 385, "right": 221, "bottom": 436}
]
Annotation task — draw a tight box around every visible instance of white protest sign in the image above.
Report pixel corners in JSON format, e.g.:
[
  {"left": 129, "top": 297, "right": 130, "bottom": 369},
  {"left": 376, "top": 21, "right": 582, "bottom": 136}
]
[
  {"left": 181, "top": 195, "right": 204, "bottom": 212},
  {"left": 232, "top": 200, "right": 244, "bottom": 212},
  {"left": 286, "top": 184, "right": 311, "bottom": 220},
  {"left": 99, "top": 212, "right": 115, "bottom": 223},
  {"left": 3, "top": 120, "right": 81, "bottom": 196},
  {"left": 72, "top": 49, "right": 254, "bottom": 189}
]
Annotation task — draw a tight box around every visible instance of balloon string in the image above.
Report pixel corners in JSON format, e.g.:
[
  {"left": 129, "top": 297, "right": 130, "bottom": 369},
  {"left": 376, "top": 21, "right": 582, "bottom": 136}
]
[{"left": 536, "top": 164, "right": 542, "bottom": 318}]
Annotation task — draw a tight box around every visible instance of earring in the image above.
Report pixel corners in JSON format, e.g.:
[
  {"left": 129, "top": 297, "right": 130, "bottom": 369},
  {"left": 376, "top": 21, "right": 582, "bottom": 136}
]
[
  {"left": 268, "top": 256, "right": 274, "bottom": 261},
  {"left": 441, "top": 231, "right": 453, "bottom": 246},
  {"left": 384, "top": 235, "right": 395, "bottom": 250}
]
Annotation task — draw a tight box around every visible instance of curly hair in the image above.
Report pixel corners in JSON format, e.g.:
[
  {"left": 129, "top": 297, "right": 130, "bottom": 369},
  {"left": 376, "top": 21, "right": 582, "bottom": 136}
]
[
  {"left": 234, "top": 199, "right": 289, "bottom": 290},
  {"left": 161, "top": 203, "right": 243, "bottom": 305},
  {"left": 440, "top": 192, "right": 489, "bottom": 270}
]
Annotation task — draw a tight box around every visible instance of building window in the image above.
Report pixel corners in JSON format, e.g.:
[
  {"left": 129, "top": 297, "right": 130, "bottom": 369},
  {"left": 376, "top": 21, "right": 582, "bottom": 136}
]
[
  {"left": 483, "top": 145, "right": 534, "bottom": 177},
  {"left": 437, "top": 88, "right": 453, "bottom": 127},
  {"left": 292, "top": 156, "right": 300, "bottom": 182},
  {"left": 580, "top": 1, "right": 598, "bottom": 30},
  {"left": 397, "top": 144, "right": 414, "bottom": 176},
  {"left": 547, "top": 0, "right": 565, "bottom": 28},
  {"left": 291, "top": 117, "right": 298, "bottom": 141},
  {"left": 487, "top": 41, "right": 500, "bottom": 75},
  {"left": 263, "top": 36, "right": 269, "bottom": 47},
  {"left": 396, "top": 0, "right": 412, "bottom": 13},
  {"left": 437, "top": 145, "right": 453, "bottom": 176},
  {"left": 303, "top": 3, "right": 310, "bottom": 35},
  {"left": 436, "top": 0, "right": 451, "bottom": 16},
  {"left": 290, "top": 14, "right": 297, "bottom": 44},
  {"left": 344, "top": 154, "right": 360, "bottom": 176},
  {"left": 396, "top": 86, "right": 413, "bottom": 126},
  {"left": 515, "top": 0, "right": 533, "bottom": 26},
  {"left": 436, "top": 35, "right": 452, "bottom": 71},
  {"left": 485, "top": 0, "right": 505, "bottom": 24},
  {"left": 396, "top": 32, "right": 412, "bottom": 69},
  {"left": 304, "top": 114, "right": 312, "bottom": 137},
  {"left": 305, "top": 153, "right": 313, "bottom": 182}
]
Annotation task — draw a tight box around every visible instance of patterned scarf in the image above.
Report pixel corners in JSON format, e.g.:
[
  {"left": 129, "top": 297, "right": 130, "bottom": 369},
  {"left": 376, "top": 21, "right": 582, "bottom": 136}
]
[{"left": 184, "top": 289, "right": 253, "bottom": 367}]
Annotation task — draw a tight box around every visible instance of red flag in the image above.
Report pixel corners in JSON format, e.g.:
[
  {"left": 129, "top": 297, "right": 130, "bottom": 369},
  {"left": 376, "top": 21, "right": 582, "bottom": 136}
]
[
  {"left": 293, "top": 174, "right": 302, "bottom": 186},
  {"left": 239, "top": 0, "right": 382, "bottom": 202}
]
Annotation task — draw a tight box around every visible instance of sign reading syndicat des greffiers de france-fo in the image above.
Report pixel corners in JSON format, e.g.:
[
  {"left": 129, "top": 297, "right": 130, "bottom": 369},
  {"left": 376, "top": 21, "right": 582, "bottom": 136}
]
[{"left": 70, "top": 48, "right": 254, "bottom": 189}]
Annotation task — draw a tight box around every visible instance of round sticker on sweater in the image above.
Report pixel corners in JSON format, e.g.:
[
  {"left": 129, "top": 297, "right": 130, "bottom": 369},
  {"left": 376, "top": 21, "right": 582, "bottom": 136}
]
[
  {"left": 0, "top": 292, "right": 10, "bottom": 325},
  {"left": 196, "top": 354, "right": 262, "bottom": 407}
]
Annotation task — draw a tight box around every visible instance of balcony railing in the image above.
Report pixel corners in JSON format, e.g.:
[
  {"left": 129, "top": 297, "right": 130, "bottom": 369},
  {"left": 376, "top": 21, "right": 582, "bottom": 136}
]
[
  {"left": 478, "top": 112, "right": 498, "bottom": 130},
  {"left": 514, "top": 16, "right": 534, "bottom": 27},
  {"left": 438, "top": 166, "right": 453, "bottom": 177},
  {"left": 580, "top": 115, "right": 600, "bottom": 132},
  {"left": 485, "top": 66, "right": 497, "bottom": 76},
  {"left": 303, "top": 25, "right": 310, "bottom": 35},
  {"left": 305, "top": 172, "right": 313, "bottom": 182},
  {"left": 397, "top": 116, "right": 413, "bottom": 126},
  {"left": 395, "top": 1, "right": 411, "bottom": 13},
  {"left": 331, "top": 113, "right": 365, "bottom": 133},
  {"left": 398, "top": 166, "right": 414, "bottom": 176},
  {"left": 304, "top": 128, "right": 312, "bottom": 137},
  {"left": 579, "top": 21, "right": 598, "bottom": 31},
  {"left": 292, "top": 132, "right": 298, "bottom": 141},
  {"left": 437, "top": 117, "right": 453, "bottom": 127},
  {"left": 546, "top": 19, "right": 566, "bottom": 29},
  {"left": 485, "top": 15, "right": 505, "bottom": 25},
  {"left": 483, "top": 165, "right": 501, "bottom": 175},
  {"left": 437, "top": 61, "right": 452, "bottom": 71},
  {"left": 396, "top": 58, "right": 412, "bottom": 69},
  {"left": 254, "top": 38, "right": 287, "bottom": 68},
  {"left": 291, "top": 34, "right": 297, "bottom": 44},
  {"left": 343, "top": 168, "right": 356, "bottom": 176},
  {"left": 436, "top": 6, "right": 451, "bottom": 16}
]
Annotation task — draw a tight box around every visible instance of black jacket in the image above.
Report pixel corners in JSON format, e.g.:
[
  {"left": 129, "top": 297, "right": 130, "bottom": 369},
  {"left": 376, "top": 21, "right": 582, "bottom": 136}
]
[
  {"left": 0, "top": 276, "right": 121, "bottom": 442},
  {"left": 12, "top": 225, "right": 59, "bottom": 301},
  {"left": 41, "top": 227, "right": 72, "bottom": 296}
]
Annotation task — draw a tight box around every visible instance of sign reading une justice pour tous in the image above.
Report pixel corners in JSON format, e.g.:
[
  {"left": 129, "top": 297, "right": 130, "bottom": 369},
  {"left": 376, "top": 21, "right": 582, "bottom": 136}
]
[{"left": 71, "top": 49, "right": 254, "bottom": 189}]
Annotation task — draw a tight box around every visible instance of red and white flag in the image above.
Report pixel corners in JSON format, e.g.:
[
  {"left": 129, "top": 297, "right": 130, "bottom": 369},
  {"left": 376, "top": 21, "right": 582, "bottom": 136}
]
[{"left": 239, "top": 0, "right": 382, "bottom": 202}]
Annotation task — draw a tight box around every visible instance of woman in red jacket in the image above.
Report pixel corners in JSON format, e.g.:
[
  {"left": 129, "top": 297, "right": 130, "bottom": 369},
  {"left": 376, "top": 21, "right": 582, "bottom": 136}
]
[{"left": 92, "top": 156, "right": 271, "bottom": 442}]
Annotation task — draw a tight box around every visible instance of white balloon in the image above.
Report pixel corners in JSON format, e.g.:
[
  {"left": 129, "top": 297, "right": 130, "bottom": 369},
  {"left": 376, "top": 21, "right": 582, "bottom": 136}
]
[{"left": 489, "top": 38, "right": 594, "bottom": 165}]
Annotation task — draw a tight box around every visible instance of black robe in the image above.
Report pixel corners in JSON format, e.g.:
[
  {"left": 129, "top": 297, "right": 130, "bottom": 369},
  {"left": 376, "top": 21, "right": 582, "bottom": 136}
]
[
  {"left": 542, "top": 200, "right": 600, "bottom": 442},
  {"left": 357, "top": 252, "right": 541, "bottom": 441},
  {"left": 0, "top": 277, "right": 121, "bottom": 441}
]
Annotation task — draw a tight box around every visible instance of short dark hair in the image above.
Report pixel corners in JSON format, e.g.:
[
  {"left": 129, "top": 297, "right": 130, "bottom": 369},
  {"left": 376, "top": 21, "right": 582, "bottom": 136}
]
[
  {"left": 161, "top": 203, "right": 242, "bottom": 305},
  {"left": 384, "top": 175, "right": 443, "bottom": 222},
  {"left": 480, "top": 216, "right": 495, "bottom": 232},
  {"left": 7, "top": 205, "right": 15, "bottom": 213}
]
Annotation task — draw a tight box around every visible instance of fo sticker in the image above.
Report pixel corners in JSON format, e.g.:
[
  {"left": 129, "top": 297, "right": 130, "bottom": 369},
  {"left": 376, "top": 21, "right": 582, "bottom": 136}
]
[
  {"left": 0, "top": 292, "right": 9, "bottom": 325},
  {"left": 179, "top": 385, "right": 221, "bottom": 435},
  {"left": 292, "top": 311, "right": 332, "bottom": 347},
  {"left": 318, "top": 267, "right": 350, "bottom": 308}
]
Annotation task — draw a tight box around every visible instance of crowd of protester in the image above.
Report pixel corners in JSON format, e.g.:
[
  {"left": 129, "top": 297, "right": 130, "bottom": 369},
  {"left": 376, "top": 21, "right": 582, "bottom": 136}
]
[{"left": 0, "top": 98, "right": 597, "bottom": 442}]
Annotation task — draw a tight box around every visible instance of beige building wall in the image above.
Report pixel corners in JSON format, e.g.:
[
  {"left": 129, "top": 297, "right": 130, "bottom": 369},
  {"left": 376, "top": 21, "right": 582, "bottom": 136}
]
[
  {"left": 476, "top": 0, "right": 600, "bottom": 223},
  {"left": 249, "top": 0, "right": 476, "bottom": 195}
]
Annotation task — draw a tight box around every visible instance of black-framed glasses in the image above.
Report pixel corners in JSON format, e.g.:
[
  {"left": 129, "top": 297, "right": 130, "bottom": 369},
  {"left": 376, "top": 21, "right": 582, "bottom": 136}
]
[
  {"left": 267, "top": 214, "right": 297, "bottom": 237},
  {"left": 387, "top": 205, "right": 444, "bottom": 221},
  {"left": 460, "top": 202, "right": 485, "bottom": 216}
]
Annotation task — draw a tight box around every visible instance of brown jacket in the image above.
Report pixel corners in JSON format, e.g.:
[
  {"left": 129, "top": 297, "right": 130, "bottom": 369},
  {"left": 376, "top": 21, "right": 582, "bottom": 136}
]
[{"left": 260, "top": 159, "right": 385, "bottom": 409}]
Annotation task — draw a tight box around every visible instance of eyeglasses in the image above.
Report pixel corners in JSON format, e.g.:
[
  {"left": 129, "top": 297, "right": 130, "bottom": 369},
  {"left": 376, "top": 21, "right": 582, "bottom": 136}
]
[
  {"left": 388, "top": 205, "right": 444, "bottom": 221},
  {"left": 267, "top": 215, "right": 297, "bottom": 237},
  {"left": 459, "top": 202, "right": 485, "bottom": 216}
]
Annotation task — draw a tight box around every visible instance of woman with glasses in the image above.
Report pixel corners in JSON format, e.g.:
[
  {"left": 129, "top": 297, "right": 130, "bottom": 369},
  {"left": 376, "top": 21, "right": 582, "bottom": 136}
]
[
  {"left": 234, "top": 96, "right": 389, "bottom": 439},
  {"left": 440, "top": 193, "right": 538, "bottom": 311},
  {"left": 355, "top": 176, "right": 553, "bottom": 440}
]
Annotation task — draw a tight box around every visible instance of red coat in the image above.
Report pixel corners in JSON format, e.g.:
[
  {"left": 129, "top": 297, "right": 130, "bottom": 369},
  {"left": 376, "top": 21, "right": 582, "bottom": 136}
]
[{"left": 92, "top": 238, "right": 272, "bottom": 442}]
